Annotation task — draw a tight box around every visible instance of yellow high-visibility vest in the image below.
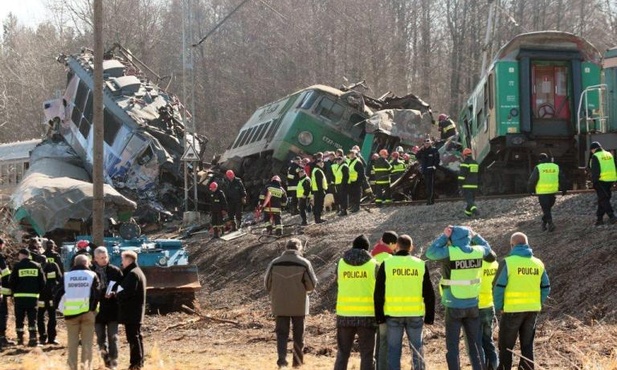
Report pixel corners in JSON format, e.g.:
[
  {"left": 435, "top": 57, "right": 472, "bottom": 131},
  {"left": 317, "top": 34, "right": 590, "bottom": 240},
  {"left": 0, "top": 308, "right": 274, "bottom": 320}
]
[
  {"left": 503, "top": 255, "right": 544, "bottom": 313},
  {"left": 336, "top": 259, "right": 378, "bottom": 316},
  {"left": 384, "top": 255, "right": 425, "bottom": 317}
]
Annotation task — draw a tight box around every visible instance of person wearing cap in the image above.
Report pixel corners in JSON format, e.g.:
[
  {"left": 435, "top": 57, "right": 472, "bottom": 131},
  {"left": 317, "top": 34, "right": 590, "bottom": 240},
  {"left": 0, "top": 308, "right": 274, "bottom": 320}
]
[
  {"left": 372, "top": 149, "right": 392, "bottom": 206},
  {"left": 9, "top": 248, "right": 46, "bottom": 346},
  {"left": 286, "top": 157, "right": 303, "bottom": 215},
  {"left": 296, "top": 167, "right": 311, "bottom": 226},
  {"left": 527, "top": 153, "right": 567, "bottom": 232},
  {"left": 265, "top": 238, "right": 318, "bottom": 369},
  {"left": 117, "top": 250, "right": 146, "bottom": 370},
  {"left": 36, "top": 243, "right": 63, "bottom": 345},
  {"left": 588, "top": 141, "right": 617, "bottom": 225},
  {"left": 56, "top": 253, "right": 100, "bottom": 370},
  {"left": 333, "top": 235, "right": 379, "bottom": 370},
  {"left": 224, "top": 169, "right": 247, "bottom": 231},
  {"left": 369, "top": 230, "right": 398, "bottom": 370},
  {"left": 459, "top": 148, "right": 480, "bottom": 217},
  {"left": 208, "top": 181, "right": 228, "bottom": 237},
  {"left": 437, "top": 113, "right": 458, "bottom": 140},
  {"left": 0, "top": 238, "right": 15, "bottom": 348},
  {"left": 311, "top": 158, "right": 328, "bottom": 224},
  {"left": 347, "top": 149, "right": 367, "bottom": 212},
  {"left": 416, "top": 138, "right": 440, "bottom": 205},
  {"left": 375, "top": 235, "right": 435, "bottom": 370},
  {"left": 425, "top": 225, "right": 496, "bottom": 370},
  {"left": 259, "top": 175, "right": 288, "bottom": 235},
  {"left": 332, "top": 155, "right": 350, "bottom": 216},
  {"left": 493, "top": 232, "right": 550, "bottom": 370},
  {"left": 44, "top": 239, "right": 64, "bottom": 274}
]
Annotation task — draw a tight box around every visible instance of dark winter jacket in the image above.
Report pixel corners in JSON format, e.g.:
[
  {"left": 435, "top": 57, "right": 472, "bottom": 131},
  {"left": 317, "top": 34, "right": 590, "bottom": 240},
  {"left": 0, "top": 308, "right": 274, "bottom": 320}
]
[
  {"left": 208, "top": 189, "right": 228, "bottom": 212},
  {"left": 44, "top": 248, "right": 64, "bottom": 274},
  {"left": 225, "top": 177, "right": 247, "bottom": 202},
  {"left": 117, "top": 262, "right": 147, "bottom": 324},
  {"left": 92, "top": 262, "right": 124, "bottom": 323},
  {"left": 416, "top": 146, "right": 440, "bottom": 173},
  {"left": 40, "top": 260, "right": 63, "bottom": 301},
  {"left": 9, "top": 257, "right": 46, "bottom": 307}
]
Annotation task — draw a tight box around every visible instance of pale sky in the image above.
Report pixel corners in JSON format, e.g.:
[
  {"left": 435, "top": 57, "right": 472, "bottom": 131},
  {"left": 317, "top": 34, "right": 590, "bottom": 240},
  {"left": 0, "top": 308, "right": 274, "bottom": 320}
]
[{"left": 0, "top": 0, "right": 48, "bottom": 28}]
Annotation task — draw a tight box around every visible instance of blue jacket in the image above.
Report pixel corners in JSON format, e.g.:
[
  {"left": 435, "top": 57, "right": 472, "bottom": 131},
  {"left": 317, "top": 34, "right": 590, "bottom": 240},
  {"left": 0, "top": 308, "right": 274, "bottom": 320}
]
[
  {"left": 425, "top": 226, "right": 493, "bottom": 308},
  {"left": 493, "top": 244, "right": 550, "bottom": 311}
]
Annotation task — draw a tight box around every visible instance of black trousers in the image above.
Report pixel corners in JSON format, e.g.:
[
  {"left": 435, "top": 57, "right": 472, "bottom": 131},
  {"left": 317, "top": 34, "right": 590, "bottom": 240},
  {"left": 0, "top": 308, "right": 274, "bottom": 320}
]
[
  {"left": 498, "top": 312, "right": 538, "bottom": 370},
  {"left": 538, "top": 194, "right": 556, "bottom": 223},
  {"left": 335, "top": 184, "right": 348, "bottom": 212},
  {"left": 348, "top": 181, "right": 361, "bottom": 211},
  {"left": 125, "top": 323, "right": 144, "bottom": 368},
  {"left": 37, "top": 299, "right": 57, "bottom": 341},
  {"left": 228, "top": 200, "right": 243, "bottom": 228},
  {"left": 298, "top": 197, "right": 308, "bottom": 224},
  {"left": 211, "top": 210, "right": 224, "bottom": 230},
  {"left": 15, "top": 303, "right": 37, "bottom": 338},
  {"left": 424, "top": 170, "right": 436, "bottom": 204},
  {"left": 374, "top": 183, "right": 391, "bottom": 204},
  {"left": 313, "top": 191, "right": 325, "bottom": 222},
  {"left": 462, "top": 188, "right": 477, "bottom": 215},
  {"left": 334, "top": 326, "right": 376, "bottom": 370},
  {"left": 275, "top": 316, "right": 305, "bottom": 367},
  {"left": 595, "top": 181, "right": 615, "bottom": 220},
  {"left": 0, "top": 295, "right": 7, "bottom": 333}
]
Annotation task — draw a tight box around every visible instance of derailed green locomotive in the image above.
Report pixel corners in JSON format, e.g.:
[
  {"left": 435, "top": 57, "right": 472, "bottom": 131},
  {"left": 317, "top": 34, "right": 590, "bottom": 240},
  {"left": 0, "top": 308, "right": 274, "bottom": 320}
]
[{"left": 457, "top": 31, "right": 617, "bottom": 194}]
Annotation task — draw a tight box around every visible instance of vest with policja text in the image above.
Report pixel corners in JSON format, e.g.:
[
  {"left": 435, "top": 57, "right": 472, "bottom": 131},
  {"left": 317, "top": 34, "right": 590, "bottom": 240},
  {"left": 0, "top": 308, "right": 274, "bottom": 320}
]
[
  {"left": 594, "top": 150, "right": 617, "bottom": 182},
  {"left": 479, "top": 260, "right": 499, "bottom": 309},
  {"left": 334, "top": 162, "right": 349, "bottom": 185},
  {"left": 503, "top": 255, "right": 545, "bottom": 313},
  {"left": 311, "top": 167, "right": 328, "bottom": 191},
  {"left": 296, "top": 177, "right": 309, "bottom": 198},
  {"left": 535, "top": 163, "right": 559, "bottom": 194},
  {"left": 441, "top": 245, "right": 484, "bottom": 299},
  {"left": 384, "top": 255, "right": 425, "bottom": 317},
  {"left": 336, "top": 259, "right": 377, "bottom": 317},
  {"left": 63, "top": 269, "right": 97, "bottom": 317}
]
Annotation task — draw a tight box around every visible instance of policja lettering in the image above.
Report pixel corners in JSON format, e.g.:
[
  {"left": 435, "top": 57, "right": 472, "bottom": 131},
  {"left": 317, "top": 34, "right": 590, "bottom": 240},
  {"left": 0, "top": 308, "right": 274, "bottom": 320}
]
[
  {"left": 453, "top": 259, "right": 482, "bottom": 269},
  {"left": 343, "top": 270, "right": 368, "bottom": 279},
  {"left": 392, "top": 268, "right": 419, "bottom": 276},
  {"left": 484, "top": 268, "right": 497, "bottom": 277},
  {"left": 517, "top": 267, "right": 539, "bottom": 275}
]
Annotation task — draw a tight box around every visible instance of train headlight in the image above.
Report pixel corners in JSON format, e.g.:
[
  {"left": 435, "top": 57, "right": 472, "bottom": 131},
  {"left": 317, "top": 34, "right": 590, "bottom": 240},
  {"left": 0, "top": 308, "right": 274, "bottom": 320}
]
[{"left": 298, "top": 131, "right": 313, "bottom": 146}]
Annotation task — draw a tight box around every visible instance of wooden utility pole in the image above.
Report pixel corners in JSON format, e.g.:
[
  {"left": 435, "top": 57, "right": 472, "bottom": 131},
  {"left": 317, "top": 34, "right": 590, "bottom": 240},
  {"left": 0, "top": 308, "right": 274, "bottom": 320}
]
[{"left": 92, "top": 0, "right": 105, "bottom": 246}]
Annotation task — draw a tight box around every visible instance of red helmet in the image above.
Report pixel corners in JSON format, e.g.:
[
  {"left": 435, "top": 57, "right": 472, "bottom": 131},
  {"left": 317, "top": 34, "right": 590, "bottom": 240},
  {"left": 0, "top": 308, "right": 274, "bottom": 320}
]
[
  {"left": 76, "top": 240, "right": 89, "bottom": 250},
  {"left": 271, "top": 175, "right": 281, "bottom": 182},
  {"left": 209, "top": 182, "right": 218, "bottom": 191},
  {"left": 379, "top": 149, "right": 388, "bottom": 157},
  {"left": 391, "top": 151, "right": 399, "bottom": 159},
  {"left": 438, "top": 113, "right": 448, "bottom": 121},
  {"left": 225, "top": 169, "right": 235, "bottom": 180},
  {"left": 462, "top": 148, "right": 473, "bottom": 157}
]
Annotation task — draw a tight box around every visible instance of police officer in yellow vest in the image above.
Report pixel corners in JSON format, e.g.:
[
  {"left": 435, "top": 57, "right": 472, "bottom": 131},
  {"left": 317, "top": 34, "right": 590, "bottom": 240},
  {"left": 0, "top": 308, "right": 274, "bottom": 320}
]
[
  {"left": 375, "top": 235, "right": 435, "bottom": 370},
  {"left": 426, "top": 226, "right": 495, "bottom": 370},
  {"left": 9, "top": 248, "right": 45, "bottom": 347},
  {"left": 334, "top": 235, "right": 379, "bottom": 370},
  {"left": 527, "top": 153, "right": 567, "bottom": 232},
  {"left": 493, "top": 232, "right": 550, "bottom": 370},
  {"left": 477, "top": 257, "right": 499, "bottom": 370},
  {"left": 296, "top": 168, "right": 311, "bottom": 226},
  {"left": 588, "top": 141, "right": 617, "bottom": 225},
  {"left": 311, "top": 159, "right": 328, "bottom": 223},
  {"left": 56, "top": 253, "right": 101, "bottom": 370},
  {"left": 332, "top": 155, "right": 350, "bottom": 216}
]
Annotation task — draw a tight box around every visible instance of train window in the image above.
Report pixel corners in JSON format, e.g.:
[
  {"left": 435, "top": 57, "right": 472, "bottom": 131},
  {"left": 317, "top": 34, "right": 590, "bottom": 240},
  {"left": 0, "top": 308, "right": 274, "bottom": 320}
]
[
  {"left": 298, "top": 91, "right": 319, "bottom": 110},
  {"left": 83, "top": 92, "right": 93, "bottom": 124},
  {"left": 246, "top": 125, "right": 260, "bottom": 144},
  {"left": 348, "top": 113, "right": 366, "bottom": 140},
  {"left": 79, "top": 116, "right": 91, "bottom": 138},
  {"left": 255, "top": 122, "right": 269, "bottom": 142},
  {"left": 483, "top": 82, "right": 489, "bottom": 116},
  {"left": 488, "top": 73, "right": 494, "bottom": 110},
  {"left": 266, "top": 120, "right": 282, "bottom": 141},
  {"left": 316, "top": 97, "right": 344, "bottom": 124},
  {"left": 232, "top": 129, "right": 249, "bottom": 149},
  {"left": 104, "top": 109, "right": 122, "bottom": 145},
  {"left": 74, "top": 81, "right": 89, "bottom": 114},
  {"left": 239, "top": 127, "right": 255, "bottom": 147},
  {"left": 71, "top": 104, "right": 82, "bottom": 127}
]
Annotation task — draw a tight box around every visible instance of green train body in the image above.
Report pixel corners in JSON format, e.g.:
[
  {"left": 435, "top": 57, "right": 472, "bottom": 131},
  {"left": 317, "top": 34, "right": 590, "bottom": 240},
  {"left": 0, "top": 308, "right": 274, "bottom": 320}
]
[{"left": 457, "top": 31, "right": 615, "bottom": 194}]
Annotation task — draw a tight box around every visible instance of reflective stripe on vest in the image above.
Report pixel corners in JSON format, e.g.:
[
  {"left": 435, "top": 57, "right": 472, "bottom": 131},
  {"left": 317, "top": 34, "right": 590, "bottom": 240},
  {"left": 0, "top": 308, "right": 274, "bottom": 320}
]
[
  {"left": 296, "top": 177, "right": 309, "bottom": 198},
  {"left": 441, "top": 246, "right": 484, "bottom": 299},
  {"left": 384, "top": 255, "right": 425, "bottom": 317},
  {"left": 63, "top": 269, "right": 96, "bottom": 316},
  {"left": 0, "top": 287, "right": 11, "bottom": 295},
  {"left": 348, "top": 158, "right": 359, "bottom": 182},
  {"left": 47, "top": 271, "right": 57, "bottom": 279},
  {"left": 535, "top": 163, "right": 559, "bottom": 194},
  {"left": 479, "top": 260, "right": 498, "bottom": 309},
  {"left": 311, "top": 167, "right": 328, "bottom": 191},
  {"left": 14, "top": 293, "right": 39, "bottom": 298},
  {"left": 459, "top": 162, "right": 479, "bottom": 189},
  {"left": 336, "top": 259, "right": 377, "bottom": 316},
  {"left": 1, "top": 267, "right": 10, "bottom": 277},
  {"left": 594, "top": 150, "right": 617, "bottom": 182},
  {"left": 503, "top": 255, "right": 544, "bottom": 313}
]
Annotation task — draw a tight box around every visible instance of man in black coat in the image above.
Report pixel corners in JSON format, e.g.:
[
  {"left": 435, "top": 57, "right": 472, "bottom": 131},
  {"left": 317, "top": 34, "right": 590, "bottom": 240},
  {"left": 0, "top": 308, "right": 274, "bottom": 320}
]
[
  {"left": 416, "top": 138, "right": 440, "bottom": 205},
  {"left": 92, "top": 246, "right": 123, "bottom": 369},
  {"left": 224, "top": 170, "right": 247, "bottom": 231},
  {"left": 117, "top": 250, "right": 147, "bottom": 370}
]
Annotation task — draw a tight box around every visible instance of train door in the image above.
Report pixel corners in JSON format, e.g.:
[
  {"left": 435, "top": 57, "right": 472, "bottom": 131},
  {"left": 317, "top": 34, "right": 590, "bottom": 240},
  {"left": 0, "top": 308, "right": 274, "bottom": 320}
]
[{"left": 530, "top": 62, "right": 571, "bottom": 136}]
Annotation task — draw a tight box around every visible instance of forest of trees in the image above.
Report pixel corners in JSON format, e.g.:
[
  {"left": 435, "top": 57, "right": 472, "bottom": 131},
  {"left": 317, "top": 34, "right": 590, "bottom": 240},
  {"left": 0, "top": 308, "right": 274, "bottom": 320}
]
[{"left": 1, "top": 0, "right": 617, "bottom": 156}]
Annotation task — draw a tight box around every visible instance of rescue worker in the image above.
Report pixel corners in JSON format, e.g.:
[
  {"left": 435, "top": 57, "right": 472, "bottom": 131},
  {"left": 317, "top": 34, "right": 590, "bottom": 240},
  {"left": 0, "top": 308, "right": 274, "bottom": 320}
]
[
  {"left": 70, "top": 240, "right": 93, "bottom": 267},
  {"left": 437, "top": 113, "right": 458, "bottom": 140},
  {"left": 367, "top": 153, "right": 379, "bottom": 191},
  {"left": 37, "top": 246, "right": 63, "bottom": 345},
  {"left": 333, "top": 235, "right": 378, "bottom": 370},
  {"left": 458, "top": 148, "right": 480, "bottom": 217},
  {"left": 259, "top": 176, "right": 288, "bottom": 235},
  {"left": 9, "top": 248, "right": 45, "bottom": 346},
  {"left": 286, "top": 157, "right": 302, "bottom": 215},
  {"left": 477, "top": 255, "right": 499, "bottom": 370},
  {"left": 0, "top": 238, "right": 15, "bottom": 349},
  {"left": 416, "top": 138, "right": 440, "bottom": 205},
  {"left": 390, "top": 151, "right": 406, "bottom": 185},
  {"left": 224, "top": 169, "right": 247, "bottom": 231},
  {"left": 493, "top": 232, "right": 551, "bottom": 370},
  {"left": 527, "top": 153, "right": 567, "bottom": 231},
  {"left": 369, "top": 230, "right": 398, "bottom": 370},
  {"left": 375, "top": 235, "right": 435, "bottom": 370},
  {"left": 348, "top": 148, "right": 367, "bottom": 212},
  {"left": 426, "top": 225, "right": 495, "bottom": 370},
  {"left": 208, "top": 182, "right": 228, "bottom": 237},
  {"left": 373, "top": 149, "right": 392, "bottom": 206},
  {"left": 44, "top": 239, "right": 64, "bottom": 274},
  {"left": 296, "top": 168, "right": 311, "bottom": 226},
  {"left": 311, "top": 158, "right": 328, "bottom": 224},
  {"left": 588, "top": 141, "right": 617, "bottom": 225},
  {"left": 332, "top": 155, "right": 349, "bottom": 216}
]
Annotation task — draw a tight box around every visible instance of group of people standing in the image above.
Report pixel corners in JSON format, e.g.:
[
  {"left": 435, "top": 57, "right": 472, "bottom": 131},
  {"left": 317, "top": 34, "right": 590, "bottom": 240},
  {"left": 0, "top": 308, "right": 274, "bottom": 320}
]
[
  {"left": 265, "top": 227, "right": 551, "bottom": 370},
  {"left": 0, "top": 238, "right": 147, "bottom": 370}
]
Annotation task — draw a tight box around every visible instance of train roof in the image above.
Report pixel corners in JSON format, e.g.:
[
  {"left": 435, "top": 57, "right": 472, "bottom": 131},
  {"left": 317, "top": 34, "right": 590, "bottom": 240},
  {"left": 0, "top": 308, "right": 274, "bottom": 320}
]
[
  {"left": 494, "top": 31, "right": 602, "bottom": 64},
  {"left": 0, "top": 139, "right": 41, "bottom": 161}
]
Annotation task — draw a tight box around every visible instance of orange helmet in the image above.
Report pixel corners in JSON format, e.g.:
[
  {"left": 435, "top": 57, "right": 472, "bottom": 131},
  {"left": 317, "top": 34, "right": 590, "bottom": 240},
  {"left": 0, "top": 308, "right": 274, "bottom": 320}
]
[
  {"left": 209, "top": 182, "right": 218, "bottom": 191},
  {"left": 379, "top": 149, "right": 388, "bottom": 157},
  {"left": 462, "top": 148, "right": 473, "bottom": 157},
  {"left": 76, "top": 240, "right": 89, "bottom": 250},
  {"left": 271, "top": 175, "right": 281, "bottom": 183},
  {"left": 225, "top": 170, "right": 235, "bottom": 180}
]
